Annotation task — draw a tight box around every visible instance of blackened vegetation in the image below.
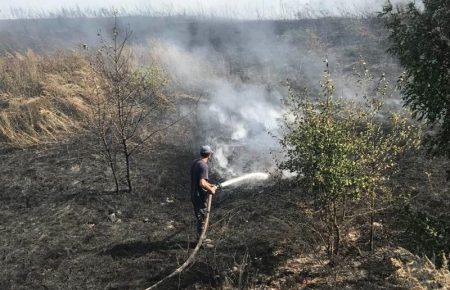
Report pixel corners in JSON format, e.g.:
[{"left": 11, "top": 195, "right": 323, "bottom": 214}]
[{"left": 0, "top": 138, "right": 448, "bottom": 288}]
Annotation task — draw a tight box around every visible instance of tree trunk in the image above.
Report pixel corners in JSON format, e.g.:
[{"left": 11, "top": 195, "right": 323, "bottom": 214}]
[
  {"left": 102, "top": 136, "right": 120, "bottom": 194},
  {"left": 327, "top": 205, "right": 334, "bottom": 258},
  {"left": 122, "top": 138, "right": 132, "bottom": 193},
  {"left": 111, "top": 161, "right": 120, "bottom": 194},
  {"left": 332, "top": 201, "right": 340, "bottom": 256},
  {"left": 341, "top": 195, "right": 346, "bottom": 221},
  {"left": 369, "top": 192, "right": 375, "bottom": 252}
]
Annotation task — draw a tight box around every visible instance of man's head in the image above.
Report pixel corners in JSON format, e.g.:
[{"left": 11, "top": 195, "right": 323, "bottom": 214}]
[{"left": 200, "top": 145, "right": 214, "bottom": 158}]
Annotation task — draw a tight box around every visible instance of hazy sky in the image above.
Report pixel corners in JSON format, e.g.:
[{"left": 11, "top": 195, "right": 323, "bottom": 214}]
[{"left": 0, "top": 0, "right": 414, "bottom": 19}]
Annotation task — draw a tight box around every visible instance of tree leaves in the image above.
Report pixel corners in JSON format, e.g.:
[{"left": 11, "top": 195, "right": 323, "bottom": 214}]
[
  {"left": 381, "top": 0, "right": 450, "bottom": 157},
  {"left": 279, "top": 60, "right": 421, "bottom": 253}
]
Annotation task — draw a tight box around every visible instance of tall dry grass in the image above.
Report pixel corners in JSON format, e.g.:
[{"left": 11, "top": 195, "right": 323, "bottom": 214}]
[{"left": 0, "top": 50, "right": 97, "bottom": 146}]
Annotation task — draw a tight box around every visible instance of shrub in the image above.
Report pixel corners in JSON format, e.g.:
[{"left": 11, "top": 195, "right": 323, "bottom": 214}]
[{"left": 279, "top": 59, "right": 420, "bottom": 256}]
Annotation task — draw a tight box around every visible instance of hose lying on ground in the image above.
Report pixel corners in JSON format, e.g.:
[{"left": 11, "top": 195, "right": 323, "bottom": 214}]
[
  {"left": 143, "top": 193, "right": 213, "bottom": 290},
  {"left": 143, "top": 172, "right": 269, "bottom": 289}
]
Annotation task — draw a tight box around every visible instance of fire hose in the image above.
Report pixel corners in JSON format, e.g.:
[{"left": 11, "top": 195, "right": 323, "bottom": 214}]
[
  {"left": 143, "top": 173, "right": 269, "bottom": 289},
  {"left": 144, "top": 192, "right": 213, "bottom": 290}
]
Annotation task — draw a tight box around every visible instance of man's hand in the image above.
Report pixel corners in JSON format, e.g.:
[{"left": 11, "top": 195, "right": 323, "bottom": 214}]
[
  {"left": 209, "top": 185, "right": 218, "bottom": 195},
  {"left": 200, "top": 178, "right": 217, "bottom": 195}
]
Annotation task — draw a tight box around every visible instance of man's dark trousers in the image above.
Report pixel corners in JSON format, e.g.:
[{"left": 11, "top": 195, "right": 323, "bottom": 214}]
[{"left": 192, "top": 191, "right": 208, "bottom": 238}]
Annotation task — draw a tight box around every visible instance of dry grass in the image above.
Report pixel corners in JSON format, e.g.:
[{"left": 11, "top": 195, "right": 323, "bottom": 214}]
[
  {"left": 387, "top": 247, "right": 450, "bottom": 289},
  {"left": 0, "top": 50, "right": 97, "bottom": 146}
]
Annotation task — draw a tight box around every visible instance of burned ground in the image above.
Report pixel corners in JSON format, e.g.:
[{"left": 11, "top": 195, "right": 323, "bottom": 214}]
[{"left": 1, "top": 135, "right": 448, "bottom": 289}]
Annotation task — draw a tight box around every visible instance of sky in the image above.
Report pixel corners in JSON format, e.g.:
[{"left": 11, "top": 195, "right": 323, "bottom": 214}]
[{"left": 0, "top": 0, "right": 414, "bottom": 19}]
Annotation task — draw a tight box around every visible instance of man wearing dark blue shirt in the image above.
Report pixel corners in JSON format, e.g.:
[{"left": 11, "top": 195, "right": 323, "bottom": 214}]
[{"left": 190, "top": 145, "right": 217, "bottom": 239}]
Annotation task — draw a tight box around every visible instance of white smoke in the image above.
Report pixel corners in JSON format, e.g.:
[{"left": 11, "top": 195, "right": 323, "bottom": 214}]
[
  {"left": 148, "top": 39, "right": 285, "bottom": 177},
  {"left": 204, "top": 82, "right": 282, "bottom": 176},
  {"left": 143, "top": 15, "right": 401, "bottom": 179}
]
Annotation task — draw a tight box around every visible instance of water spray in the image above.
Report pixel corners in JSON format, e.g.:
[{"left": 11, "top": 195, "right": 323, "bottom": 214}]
[{"left": 217, "top": 172, "right": 269, "bottom": 188}]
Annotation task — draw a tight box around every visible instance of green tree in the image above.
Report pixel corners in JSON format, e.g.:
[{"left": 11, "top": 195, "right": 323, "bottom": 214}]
[
  {"left": 280, "top": 63, "right": 360, "bottom": 257},
  {"left": 381, "top": 0, "right": 449, "bottom": 157},
  {"left": 279, "top": 60, "right": 420, "bottom": 256},
  {"left": 352, "top": 58, "right": 421, "bottom": 251}
]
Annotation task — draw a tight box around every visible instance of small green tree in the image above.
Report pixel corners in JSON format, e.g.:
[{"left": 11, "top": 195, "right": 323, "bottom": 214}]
[
  {"left": 352, "top": 58, "right": 421, "bottom": 251},
  {"left": 280, "top": 62, "right": 362, "bottom": 257},
  {"left": 381, "top": 0, "right": 449, "bottom": 157},
  {"left": 280, "top": 60, "right": 420, "bottom": 256}
]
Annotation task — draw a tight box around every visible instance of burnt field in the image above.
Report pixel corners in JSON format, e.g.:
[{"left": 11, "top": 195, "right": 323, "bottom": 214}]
[
  {"left": 0, "top": 136, "right": 448, "bottom": 289},
  {"left": 0, "top": 136, "right": 312, "bottom": 289}
]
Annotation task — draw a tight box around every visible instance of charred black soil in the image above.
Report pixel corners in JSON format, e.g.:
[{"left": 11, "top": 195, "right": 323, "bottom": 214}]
[{"left": 1, "top": 138, "right": 448, "bottom": 289}]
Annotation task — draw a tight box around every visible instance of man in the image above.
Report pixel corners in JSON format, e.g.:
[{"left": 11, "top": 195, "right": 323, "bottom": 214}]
[{"left": 190, "top": 145, "right": 217, "bottom": 240}]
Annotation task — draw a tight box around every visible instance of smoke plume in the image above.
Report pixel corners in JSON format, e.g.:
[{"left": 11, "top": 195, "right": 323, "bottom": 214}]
[{"left": 0, "top": 8, "right": 403, "bottom": 178}]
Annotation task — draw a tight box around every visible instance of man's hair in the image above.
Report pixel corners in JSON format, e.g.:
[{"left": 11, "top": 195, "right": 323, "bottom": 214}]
[{"left": 200, "top": 152, "right": 211, "bottom": 158}]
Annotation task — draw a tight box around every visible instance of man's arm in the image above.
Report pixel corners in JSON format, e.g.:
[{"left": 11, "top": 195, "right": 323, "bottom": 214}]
[{"left": 200, "top": 178, "right": 217, "bottom": 194}]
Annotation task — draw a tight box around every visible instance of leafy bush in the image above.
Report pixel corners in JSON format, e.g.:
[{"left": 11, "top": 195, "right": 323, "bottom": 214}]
[{"left": 279, "top": 59, "right": 420, "bottom": 256}]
